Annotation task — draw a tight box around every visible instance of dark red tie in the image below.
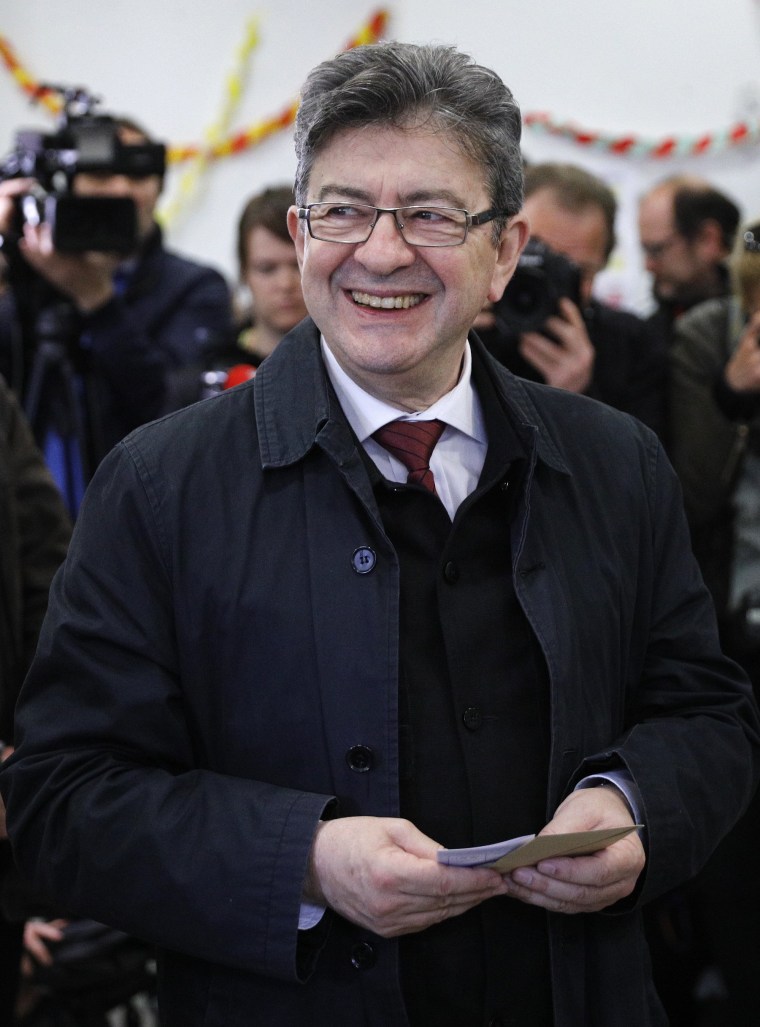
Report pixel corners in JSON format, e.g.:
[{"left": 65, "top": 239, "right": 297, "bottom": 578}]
[{"left": 372, "top": 419, "right": 446, "bottom": 494}]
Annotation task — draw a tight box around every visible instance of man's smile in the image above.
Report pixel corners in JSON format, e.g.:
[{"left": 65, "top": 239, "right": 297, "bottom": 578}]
[{"left": 350, "top": 290, "right": 426, "bottom": 310}]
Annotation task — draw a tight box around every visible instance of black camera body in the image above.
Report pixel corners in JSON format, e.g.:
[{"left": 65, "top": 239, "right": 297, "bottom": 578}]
[
  {"left": 0, "top": 86, "right": 166, "bottom": 254},
  {"left": 493, "top": 236, "right": 582, "bottom": 335}
]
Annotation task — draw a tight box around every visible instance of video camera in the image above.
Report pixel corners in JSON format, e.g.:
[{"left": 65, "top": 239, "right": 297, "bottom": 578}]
[
  {"left": 493, "top": 237, "right": 582, "bottom": 335},
  {"left": 0, "top": 85, "right": 166, "bottom": 254}
]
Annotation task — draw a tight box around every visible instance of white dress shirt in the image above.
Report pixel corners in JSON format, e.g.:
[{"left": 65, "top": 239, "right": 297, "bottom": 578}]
[{"left": 321, "top": 338, "right": 485, "bottom": 520}]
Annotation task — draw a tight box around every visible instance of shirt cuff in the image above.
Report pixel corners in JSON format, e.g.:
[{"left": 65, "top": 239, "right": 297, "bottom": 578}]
[
  {"left": 299, "top": 901, "right": 327, "bottom": 931},
  {"left": 575, "top": 770, "right": 644, "bottom": 831}
]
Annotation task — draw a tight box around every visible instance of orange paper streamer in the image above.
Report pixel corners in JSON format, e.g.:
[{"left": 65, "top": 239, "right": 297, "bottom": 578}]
[{"left": 0, "top": 10, "right": 390, "bottom": 163}]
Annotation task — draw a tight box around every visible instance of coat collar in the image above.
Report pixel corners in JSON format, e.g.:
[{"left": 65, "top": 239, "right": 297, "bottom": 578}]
[{"left": 253, "top": 318, "right": 570, "bottom": 477}]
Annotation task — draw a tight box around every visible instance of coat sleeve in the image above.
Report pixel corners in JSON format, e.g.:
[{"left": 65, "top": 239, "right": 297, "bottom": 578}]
[
  {"left": 0, "top": 437, "right": 333, "bottom": 981},
  {"left": 668, "top": 302, "right": 742, "bottom": 527},
  {"left": 576, "top": 435, "right": 760, "bottom": 902}
]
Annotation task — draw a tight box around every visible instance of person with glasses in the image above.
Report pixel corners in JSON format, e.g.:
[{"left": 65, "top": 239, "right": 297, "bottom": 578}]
[
  {"left": 1, "top": 41, "right": 758, "bottom": 1027},
  {"left": 638, "top": 175, "right": 740, "bottom": 349}
]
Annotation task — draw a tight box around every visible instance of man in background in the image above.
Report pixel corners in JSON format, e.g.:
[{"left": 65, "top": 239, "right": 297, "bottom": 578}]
[
  {"left": 638, "top": 174, "right": 740, "bottom": 347},
  {"left": 480, "top": 162, "right": 667, "bottom": 437}
]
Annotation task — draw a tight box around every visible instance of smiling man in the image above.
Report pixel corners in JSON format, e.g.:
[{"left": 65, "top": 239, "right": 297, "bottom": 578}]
[
  {"left": 1, "top": 42, "right": 758, "bottom": 1027},
  {"left": 288, "top": 123, "right": 520, "bottom": 411}
]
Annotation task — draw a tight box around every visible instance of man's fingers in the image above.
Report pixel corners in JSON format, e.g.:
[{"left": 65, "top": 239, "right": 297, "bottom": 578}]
[
  {"left": 501, "top": 834, "right": 644, "bottom": 914},
  {"left": 310, "top": 816, "right": 510, "bottom": 937}
]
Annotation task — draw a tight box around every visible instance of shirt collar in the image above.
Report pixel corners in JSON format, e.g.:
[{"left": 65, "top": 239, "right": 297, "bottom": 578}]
[{"left": 320, "top": 337, "right": 487, "bottom": 446}]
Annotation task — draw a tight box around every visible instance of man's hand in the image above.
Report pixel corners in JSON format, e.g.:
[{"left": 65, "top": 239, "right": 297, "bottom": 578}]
[
  {"left": 518, "top": 297, "right": 595, "bottom": 393},
  {"left": 18, "top": 222, "right": 119, "bottom": 313},
  {"left": 0, "top": 179, "right": 118, "bottom": 312},
  {"left": 23, "top": 919, "right": 68, "bottom": 968},
  {"left": 500, "top": 786, "right": 645, "bottom": 915},
  {"left": 724, "top": 310, "right": 760, "bottom": 393},
  {"left": 305, "top": 816, "right": 510, "bottom": 938},
  {"left": 0, "top": 177, "right": 32, "bottom": 235}
]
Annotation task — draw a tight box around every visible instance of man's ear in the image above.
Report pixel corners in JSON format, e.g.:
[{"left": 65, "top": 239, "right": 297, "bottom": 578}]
[
  {"left": 695, "top": 218, "right": 727, "bottom": 260},
  {"left": 287, "top": 206, "right": 305, "bottom": 269},
  {"left": 488, "top": 213, "right": 530, "bottom": 304}
]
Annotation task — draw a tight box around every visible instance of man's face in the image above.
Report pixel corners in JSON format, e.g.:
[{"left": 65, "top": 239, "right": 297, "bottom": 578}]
[
  {"left": 73, "top": 126, "right": 162, "bottom": 246},
  {"left": 638, "top": 188, "right": 714, "bottom": 305},
  {"left": 243, "top": 225, "right": 307, "bottom": 336},
  {"left": 522, "top": 188, "right": 608, "bottom": 307},
  {"left": 288, "top": 124, "right": 527, "bottom": 410}
]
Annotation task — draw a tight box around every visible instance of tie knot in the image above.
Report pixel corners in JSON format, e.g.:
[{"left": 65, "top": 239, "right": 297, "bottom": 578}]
[{"left": 372, "top": 419, "right": 446, "bottom": 494}]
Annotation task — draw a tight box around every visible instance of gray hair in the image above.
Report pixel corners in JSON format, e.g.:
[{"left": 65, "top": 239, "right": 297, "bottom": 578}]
[{"left": 293, "top": 41, "right": 523, "bottom": 242}]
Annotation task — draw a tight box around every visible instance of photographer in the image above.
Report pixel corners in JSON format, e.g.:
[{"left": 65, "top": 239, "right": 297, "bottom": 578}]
[
  {"left": 478, "top": 162, "right": 667, "bottom": 438},
  {"left": 0, "top": 101, "right": 233, "bottom": 516}
]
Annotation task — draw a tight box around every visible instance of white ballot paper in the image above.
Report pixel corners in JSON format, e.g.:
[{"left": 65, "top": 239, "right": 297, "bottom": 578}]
[{"left": 437, "top": 826, "right": 641, "bottom": 874}]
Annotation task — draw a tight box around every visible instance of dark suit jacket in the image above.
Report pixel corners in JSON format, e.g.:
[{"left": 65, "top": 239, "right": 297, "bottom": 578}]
[{"left": 1, "top": 319, "right": 757, "bottom": 1026}]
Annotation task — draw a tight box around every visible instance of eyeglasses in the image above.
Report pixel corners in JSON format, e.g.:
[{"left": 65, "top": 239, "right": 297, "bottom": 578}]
[{"left": 297, "top": 202, "right": 508, "bottom": 247}]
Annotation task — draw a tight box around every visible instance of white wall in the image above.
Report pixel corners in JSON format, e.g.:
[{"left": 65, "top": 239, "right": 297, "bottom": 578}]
[{"left": 2, "top": 0, "right": 760, "bottom": 312}]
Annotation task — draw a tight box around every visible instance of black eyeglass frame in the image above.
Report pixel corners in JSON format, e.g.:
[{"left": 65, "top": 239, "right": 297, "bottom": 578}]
[{"left": 296, "top": 203, "right": 510, "bottom": 247}]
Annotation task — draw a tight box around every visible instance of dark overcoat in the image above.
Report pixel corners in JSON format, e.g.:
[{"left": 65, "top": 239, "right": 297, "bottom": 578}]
[{"left": 2, "top": 320, "right": 758, "bottom": 1026}]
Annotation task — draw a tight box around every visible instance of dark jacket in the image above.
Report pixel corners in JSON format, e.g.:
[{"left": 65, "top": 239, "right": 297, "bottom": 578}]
[
  {"left": 0, "top": 226, "right": 233, "bottom": 468},
  {"left": 669, "top": 296, "right": 760, "bottom": 617},
  {"left": 481, "top": 298, "right": 668, "bottom": 438},
  {"left": 0, "top": 376, "right": 70, "bottom": 738},
  {"left": 646, "top": 262, "right": 732, "bottom": 351},
  {"left": 0, "top": 374, "right": 70, "bottom": 932},
  {"left": 582, "top": 299, "right": 667, "bottom": 437},
  {"left": 1, "top": 320, "right": 757, "bottom": 1026}
]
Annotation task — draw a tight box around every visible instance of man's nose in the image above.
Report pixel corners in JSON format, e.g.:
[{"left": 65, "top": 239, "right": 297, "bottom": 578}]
[{"left": 354, "top": 210, "right": 416, "bottom": 270}]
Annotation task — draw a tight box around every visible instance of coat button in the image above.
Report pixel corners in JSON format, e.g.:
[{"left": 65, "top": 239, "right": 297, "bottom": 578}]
[
  {"left": 351, "top": 546, "right": 376, "bottom": 574},
  {"left": 443, "top": 560, "right": 459, "bottom": 584},
  {"left": 462, "top": 706, "right": 482, "bottom": 731},
  {"left": 346, "top": 744, "right": 374, "bottom": 772},
  {"left": 350, "top": 941, "right": 377, "bottom": 970}
]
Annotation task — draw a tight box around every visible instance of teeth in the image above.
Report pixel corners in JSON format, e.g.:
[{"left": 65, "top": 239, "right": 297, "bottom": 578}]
[{"left": 351, "top": 291, "right": 423, "bottom": 309}]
